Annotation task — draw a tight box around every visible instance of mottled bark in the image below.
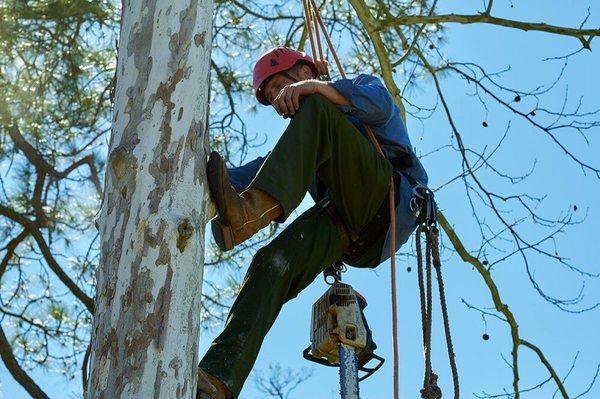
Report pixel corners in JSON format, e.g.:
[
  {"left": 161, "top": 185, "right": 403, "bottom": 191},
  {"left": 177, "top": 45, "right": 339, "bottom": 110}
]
[{"left": 88, "top": 0, "right": 213, "bottom": 397}]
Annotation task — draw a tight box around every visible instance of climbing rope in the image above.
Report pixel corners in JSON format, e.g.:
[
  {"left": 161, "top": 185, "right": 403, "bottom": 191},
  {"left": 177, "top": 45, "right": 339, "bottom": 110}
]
[
  {"left": 301, "top": 1, "right": 400, "bottom": 398},
  {"left": 416, "top": 225, "right": 459, "bottom": 399}
]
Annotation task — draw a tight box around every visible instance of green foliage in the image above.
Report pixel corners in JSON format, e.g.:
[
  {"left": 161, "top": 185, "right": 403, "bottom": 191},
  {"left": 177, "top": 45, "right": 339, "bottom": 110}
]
[{"left": 0, "top": 0, "right": 118, "bottom": 385}]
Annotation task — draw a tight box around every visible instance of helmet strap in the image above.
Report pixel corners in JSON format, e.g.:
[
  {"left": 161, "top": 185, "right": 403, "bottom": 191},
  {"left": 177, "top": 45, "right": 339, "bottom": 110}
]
[
  {"left": 259, "top": 71, "right": 300, "bottom": 105},
  {"left": 281, "top": 71, "right": 299, "bottom": 83}
]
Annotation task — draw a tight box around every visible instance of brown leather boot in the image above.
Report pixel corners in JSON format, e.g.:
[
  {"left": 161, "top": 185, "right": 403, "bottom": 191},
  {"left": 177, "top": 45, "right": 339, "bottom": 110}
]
[
  {"left": 197, "top": 368, "right": 232, "bottom": 399},
  {"left": 207, "top": 151, "right": 282, "bottom": 251}
]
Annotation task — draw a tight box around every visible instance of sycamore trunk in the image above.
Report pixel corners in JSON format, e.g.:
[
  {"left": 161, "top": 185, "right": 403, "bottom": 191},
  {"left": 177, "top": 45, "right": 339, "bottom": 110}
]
[{"left": 88, "top": 0, "right": 214, "bottom": 397}]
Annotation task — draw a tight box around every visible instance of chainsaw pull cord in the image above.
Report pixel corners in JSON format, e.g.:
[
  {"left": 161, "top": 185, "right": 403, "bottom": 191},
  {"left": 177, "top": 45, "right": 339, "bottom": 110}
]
[
  {"left": 416, "top": 224, "right": 459, "bottom": 399},
  {"left": 301, "top": 2, "right": 400, "bottom": 399}
]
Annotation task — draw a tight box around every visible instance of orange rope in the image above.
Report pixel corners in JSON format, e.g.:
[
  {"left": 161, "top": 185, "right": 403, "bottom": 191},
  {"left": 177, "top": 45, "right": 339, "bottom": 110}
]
[
  {"left": 301, "top": 3, "right": 400, "bottom": 399},
  {"left": 312, "top": 8, "right": 325, "bottom": 65},
  {"left": 302, "top": 0, "right": 318, "bottom": 65},
  {"left": 307, "top": 0, "right": 345, "bottom": 78}
]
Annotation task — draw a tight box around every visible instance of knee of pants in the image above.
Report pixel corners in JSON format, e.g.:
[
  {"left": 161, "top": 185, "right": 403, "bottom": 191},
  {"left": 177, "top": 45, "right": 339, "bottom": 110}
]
[
  {"left": 296, "top": 93, "right": 336, "bottom": 118},
  {"left": 251, "top": 243, "right": 295, "bottom": 283}
]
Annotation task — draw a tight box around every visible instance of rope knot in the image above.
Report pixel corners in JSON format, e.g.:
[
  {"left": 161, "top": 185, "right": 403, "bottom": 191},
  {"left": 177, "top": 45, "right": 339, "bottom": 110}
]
[{"left": 420, "top": 372, "right": 442, "bottom": 399}]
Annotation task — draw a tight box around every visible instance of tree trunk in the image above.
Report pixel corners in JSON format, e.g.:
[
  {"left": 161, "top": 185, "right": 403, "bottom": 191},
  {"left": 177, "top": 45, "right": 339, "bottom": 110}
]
[{"left": 88, "top": 0, "right": 213, "bottom": 397}]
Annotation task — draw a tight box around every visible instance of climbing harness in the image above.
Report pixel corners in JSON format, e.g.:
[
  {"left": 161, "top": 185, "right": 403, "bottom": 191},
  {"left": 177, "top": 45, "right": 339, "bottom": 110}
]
[
  {"left": 299, "top": 1, "right": 460, "bottom": 398},
  {"left": 317, "top": 172, "right": 400, "bottom": 265}
]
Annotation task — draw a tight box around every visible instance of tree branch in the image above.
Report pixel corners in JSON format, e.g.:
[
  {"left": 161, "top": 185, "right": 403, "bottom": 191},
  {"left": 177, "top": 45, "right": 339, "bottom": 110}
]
[
  {"left": 520, "top": 339, "right": 569, "bottom": 399},
  {"left": 0, "top": 204, "right": 95, "bottom": 313},
  {"left": 347, "top": 0, "right": 407, "bottom": 120},
  {"left": 82, "top": 341, "right": 91, "bottom": 395},
  {"left": 0, "top": 322, "right": 51, "bottom": 399},
  {"left": 376, "top": 13, "right": 599, "bottom": 48},
  {"left": 59, "top": 154, "right": 103, "bottom": 197},
  {"left": 1, "top": 98, "right": 104, "bottom": 195},
  {"left": 437, "top": 211, "right": 523, "bottom": 397},
  {"left": 0, "top": 100, "right": 59, "bottom": 176},
  {"left": 230, "top": 0, "right": 298, "bottom": 21},
  {"left": 0, "top": 230, "right": 29, "bottom": 279},
  {"left": 1, "top": 0, "right": 109, "bottom": 22}
]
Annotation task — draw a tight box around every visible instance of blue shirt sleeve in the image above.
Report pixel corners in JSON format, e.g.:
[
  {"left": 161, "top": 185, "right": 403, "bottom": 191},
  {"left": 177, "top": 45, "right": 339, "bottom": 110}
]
[
  {"left": 329, "top": 74, "right": 394, "bottom": 127},
  {"left": 227, "top": 156, "right": 266, "bottom": 193}
]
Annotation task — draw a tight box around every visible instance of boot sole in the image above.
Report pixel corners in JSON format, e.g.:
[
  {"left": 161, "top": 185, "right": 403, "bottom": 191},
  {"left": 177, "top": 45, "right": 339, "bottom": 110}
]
[
  {"left": 207, "top": 151, "right": 226, "bottom": 215},
  {"left": 211, "top": 218, "right": 235, "bottom": 251},
  {"left": 207, "top": 151, "right": 239, "bottom": 227}
]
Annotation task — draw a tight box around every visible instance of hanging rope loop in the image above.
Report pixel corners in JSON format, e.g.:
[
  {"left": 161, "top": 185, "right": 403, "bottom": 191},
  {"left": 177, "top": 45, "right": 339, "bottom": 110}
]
[{"left": 416, "top": 221, "right": 459, "bottom": 399}]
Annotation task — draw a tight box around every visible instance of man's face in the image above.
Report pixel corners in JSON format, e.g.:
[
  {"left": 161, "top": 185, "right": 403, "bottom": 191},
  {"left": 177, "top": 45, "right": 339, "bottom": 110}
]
[{"left": 263, "top": 72, "right": 297, "bottom": 105}]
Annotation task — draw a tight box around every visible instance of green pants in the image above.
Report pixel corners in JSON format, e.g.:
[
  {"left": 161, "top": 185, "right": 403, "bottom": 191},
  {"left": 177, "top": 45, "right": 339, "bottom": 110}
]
[{"left": 200, "top": 95, "right": 392, "bottom": 397}]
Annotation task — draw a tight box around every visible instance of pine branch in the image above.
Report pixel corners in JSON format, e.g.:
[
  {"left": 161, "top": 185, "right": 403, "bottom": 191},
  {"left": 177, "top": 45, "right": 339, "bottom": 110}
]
[
  {"left": 0, "top": 323, "right": 50, "bottom": 399},
  {"left": 0, "top": 204, "right": 95, "bottom": 313}
]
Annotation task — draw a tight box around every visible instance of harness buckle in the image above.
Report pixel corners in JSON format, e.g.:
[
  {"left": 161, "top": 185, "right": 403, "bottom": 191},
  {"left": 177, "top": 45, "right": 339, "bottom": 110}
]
[
  {"left": 410, "top": 184, "right": 437, "bottom": 227},
  {"left": 323, "top": 260, "right": 346, "bottom": 285}
]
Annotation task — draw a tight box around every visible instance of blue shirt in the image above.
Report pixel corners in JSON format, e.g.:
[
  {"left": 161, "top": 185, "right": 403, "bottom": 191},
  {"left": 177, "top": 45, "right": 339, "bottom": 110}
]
[{"left": 228, "top": 74, "right": 428, "bottom": 265}]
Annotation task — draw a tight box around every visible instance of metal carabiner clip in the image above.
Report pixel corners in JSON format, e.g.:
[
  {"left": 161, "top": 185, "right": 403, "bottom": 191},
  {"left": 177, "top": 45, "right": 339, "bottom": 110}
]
[{"left": 410, "top": 196, "right": 422, "bottom": 220}]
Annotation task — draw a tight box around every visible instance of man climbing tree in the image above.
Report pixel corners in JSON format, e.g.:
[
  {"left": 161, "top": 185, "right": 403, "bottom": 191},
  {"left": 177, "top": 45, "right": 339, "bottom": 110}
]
[
  {"left": 2, "top": 1, "right": 600, "bottom": 398},
  {"left": 197, "top": 46, "right": 428, "bottom": 399}
]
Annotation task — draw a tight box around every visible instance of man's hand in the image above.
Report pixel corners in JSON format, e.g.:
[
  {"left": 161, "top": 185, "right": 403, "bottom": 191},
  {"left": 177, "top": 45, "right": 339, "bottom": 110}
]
[{"left": 272, "top": 80, "right": 321, "bottom": 118}]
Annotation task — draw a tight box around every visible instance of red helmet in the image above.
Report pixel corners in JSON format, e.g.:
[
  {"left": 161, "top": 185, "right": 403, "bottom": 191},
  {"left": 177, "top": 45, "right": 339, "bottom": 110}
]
[{"left": 253, "top": 47, "right": 318, "bottom": 105}]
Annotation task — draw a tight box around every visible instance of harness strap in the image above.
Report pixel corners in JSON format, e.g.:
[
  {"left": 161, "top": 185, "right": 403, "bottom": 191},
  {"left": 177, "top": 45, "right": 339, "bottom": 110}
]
[
  {"left": 320, "top": 199, "right": 354, "bottom": 250},
  {"left": 320, "top": 172, "right": 401, "bottom": 262}
]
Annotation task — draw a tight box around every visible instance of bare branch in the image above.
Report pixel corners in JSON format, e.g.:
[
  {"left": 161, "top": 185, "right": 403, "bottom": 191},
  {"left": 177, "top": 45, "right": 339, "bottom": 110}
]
[
  {"left": 1, "top": 98, "right": 104, "bottom": 194},
  {"left": 437, "top": 211, "right": 523, "bottom": 397},
  {"left": 0, "top": 204, "right": 94, "bottom": 313},
  {"left": 520, "top": 339, "right": 568, "bottom": 399},
  {"left": 348, "top": 0, "right": 407, "bottom": 119},
  {"left": 0, "top": 230, "right": 29, "bottom": 279},
  {"left": 376, "top": 12, "right": 599, "bottom": 48},
  {"left": 0, "top": 322, "right": 51, "bottom": 399}
]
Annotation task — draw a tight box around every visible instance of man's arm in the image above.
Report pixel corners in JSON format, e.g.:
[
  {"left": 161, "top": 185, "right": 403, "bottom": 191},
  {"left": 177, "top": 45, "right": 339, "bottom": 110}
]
[
  {"left": 271, "top": 79, "right": 350, "bottom": 117},
  {"left": 272, "top": 75, "right": 394, "bottom": 126},
  {"left": 328, "top": 74, "right": 395, "bottom": 126},
  {"left": 312, "top": 80, "right": 352, "bottom": 106}
]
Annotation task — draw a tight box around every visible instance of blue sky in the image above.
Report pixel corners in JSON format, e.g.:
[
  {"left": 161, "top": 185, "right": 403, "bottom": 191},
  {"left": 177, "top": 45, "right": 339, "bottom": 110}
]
[{"left": 2, "top": 1, "right": 599, "bottom": 398}]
